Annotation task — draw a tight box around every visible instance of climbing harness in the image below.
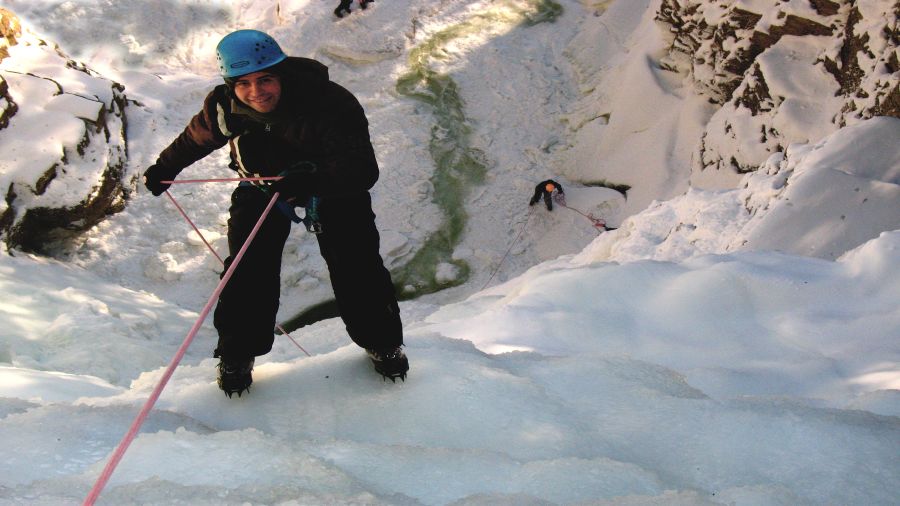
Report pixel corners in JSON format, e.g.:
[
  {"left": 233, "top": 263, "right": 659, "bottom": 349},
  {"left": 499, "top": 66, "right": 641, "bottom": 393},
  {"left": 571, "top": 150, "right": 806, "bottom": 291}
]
[
  {"left": 268, "top": 162, "right": 324, "bottom": 234},
  {"left": 240, "top": 180, "right": 324, "bottom": 235}
]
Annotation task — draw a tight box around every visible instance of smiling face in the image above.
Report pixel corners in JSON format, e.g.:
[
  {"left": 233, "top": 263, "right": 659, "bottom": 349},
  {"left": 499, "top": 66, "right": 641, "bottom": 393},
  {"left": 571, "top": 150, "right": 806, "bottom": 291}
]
[{"left": 232, "top": 71, "right": 282, "bottom": 113}]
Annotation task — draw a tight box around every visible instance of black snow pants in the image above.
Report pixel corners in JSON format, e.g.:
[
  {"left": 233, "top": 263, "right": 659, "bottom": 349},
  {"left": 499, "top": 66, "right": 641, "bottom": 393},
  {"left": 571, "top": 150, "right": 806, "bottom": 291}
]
[{"left": 213, "top": 185, "right": 402, "bottom": 360}]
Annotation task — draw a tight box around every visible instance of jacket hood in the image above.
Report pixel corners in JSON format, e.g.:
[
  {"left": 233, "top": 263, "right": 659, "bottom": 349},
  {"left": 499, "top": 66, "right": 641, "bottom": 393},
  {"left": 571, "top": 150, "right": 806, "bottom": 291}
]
[
  {"left": 278, "top": 57, "right": 329, "bottom": 85},
  {"left": 276, "top": 57, "right": 330, "bottom": 113}
]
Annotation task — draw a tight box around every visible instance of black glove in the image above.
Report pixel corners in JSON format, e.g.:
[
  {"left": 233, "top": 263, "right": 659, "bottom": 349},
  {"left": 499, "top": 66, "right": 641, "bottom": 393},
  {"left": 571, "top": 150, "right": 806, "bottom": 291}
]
[
  {"left": 143, "top": 164, "right": 176, "bottom": 196},
  {"left": 270, "top": 162, "right": 317, "bottom": 204}
]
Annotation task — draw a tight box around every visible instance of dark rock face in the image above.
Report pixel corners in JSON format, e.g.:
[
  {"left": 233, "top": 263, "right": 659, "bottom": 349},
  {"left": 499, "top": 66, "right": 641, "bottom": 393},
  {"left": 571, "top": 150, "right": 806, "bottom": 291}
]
[
  {"left": 656, "top": 0, "right": 899, "bottom": 176},
  {"left": 0, "top": 8, "right": 129, "bottom": 254}
]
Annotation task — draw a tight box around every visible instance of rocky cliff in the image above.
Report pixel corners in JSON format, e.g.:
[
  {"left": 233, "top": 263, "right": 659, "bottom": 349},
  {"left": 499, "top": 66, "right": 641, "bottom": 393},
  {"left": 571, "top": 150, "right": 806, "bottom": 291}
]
[
  {"left": 0, "top": 8, "right": 128, "bottom": 253},
  {"left": 656, "top": 0, "right": 899, "bottom": 176}
]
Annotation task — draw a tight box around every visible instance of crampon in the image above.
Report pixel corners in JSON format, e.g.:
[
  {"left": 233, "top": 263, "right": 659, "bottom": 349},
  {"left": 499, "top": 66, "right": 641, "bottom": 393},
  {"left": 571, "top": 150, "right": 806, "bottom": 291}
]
[
  {"left": 367, "top": 347, "right": 408, "bottom": 382},
  {"left": 217, "top": 357, "right": 254, "bottom": 398}
]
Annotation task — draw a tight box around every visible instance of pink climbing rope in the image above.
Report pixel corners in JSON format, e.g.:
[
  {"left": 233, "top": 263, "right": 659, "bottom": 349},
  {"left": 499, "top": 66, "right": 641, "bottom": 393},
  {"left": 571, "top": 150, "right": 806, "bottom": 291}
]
[
  {"left": 165, "top": 191, "right": 224, "bottom": 264},
  {"left": 482, "top": 191, "right": 609, "bottom": 291},
  {"left": 162, "top": 176, "right": 281, "bottom": 184},
  {"left": 82, "top": 191, "right": 281, "bottom": 506},
  {"left": 481, "top": 206, "right": 535, "bottom": 290},
  {"left": 164, "top": 190, "right": 311, "bottom": 358},
  {"left": 553, "top": 193, "right": 607, "bottom": 230}
]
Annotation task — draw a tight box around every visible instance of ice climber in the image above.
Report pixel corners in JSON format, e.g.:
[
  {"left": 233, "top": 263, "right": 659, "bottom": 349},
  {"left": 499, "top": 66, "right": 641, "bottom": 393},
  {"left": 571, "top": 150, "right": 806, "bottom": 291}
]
[
  {"left": 143, "top": 29, "right": 408, "bottom": 397},
  {"left": 529, "top": 179, "right": 565, "bottom": 211},
  {"left": 334, "top": 0, "right": 373, "bottom": 18}
]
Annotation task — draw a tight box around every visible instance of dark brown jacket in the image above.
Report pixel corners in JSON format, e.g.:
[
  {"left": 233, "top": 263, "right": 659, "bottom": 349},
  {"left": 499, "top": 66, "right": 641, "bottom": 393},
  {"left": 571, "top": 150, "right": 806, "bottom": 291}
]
[{"left": 156, "top": 57, "right": 379, "bottom": 198}]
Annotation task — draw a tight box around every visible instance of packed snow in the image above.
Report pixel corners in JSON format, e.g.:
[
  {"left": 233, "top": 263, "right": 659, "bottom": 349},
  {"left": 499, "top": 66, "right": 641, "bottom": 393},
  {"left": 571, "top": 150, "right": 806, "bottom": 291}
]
[{"left": 0, "top": 0, "right": 898, "bottom": 505}]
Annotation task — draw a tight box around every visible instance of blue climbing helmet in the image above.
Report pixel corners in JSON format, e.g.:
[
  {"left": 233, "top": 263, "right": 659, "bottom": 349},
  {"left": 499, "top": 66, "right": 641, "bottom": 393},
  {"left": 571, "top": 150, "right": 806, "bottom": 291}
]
[{"left": 216, "top": 29, "right": 287, "bottom": 78}]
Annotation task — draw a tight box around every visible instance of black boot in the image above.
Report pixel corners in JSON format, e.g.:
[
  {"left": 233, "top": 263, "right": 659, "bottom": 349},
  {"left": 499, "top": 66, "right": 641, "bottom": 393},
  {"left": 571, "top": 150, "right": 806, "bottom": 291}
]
[
  {"left": 217, "top": 357, "right": 254, "bottom": 398},
  {"left": 367, "top": 347, "right": 408, "bottom": 382},
  {"left": 334, "top": 0, "right": 352, "bottom": 17},
  {"left": 359, "top": 0, "right": 373, "bottom": 9}
]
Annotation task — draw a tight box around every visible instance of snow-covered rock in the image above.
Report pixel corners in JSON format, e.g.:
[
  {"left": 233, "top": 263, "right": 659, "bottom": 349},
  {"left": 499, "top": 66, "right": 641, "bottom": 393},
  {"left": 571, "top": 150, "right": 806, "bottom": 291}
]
[
  {"left": 576, "top": 116, "right": 900, "bottom": 263},
  {"left": 735, "top": 115, "right": 900, "bottom": 259},
  {"left": 657, "top": 0, "right": 899, "bottom": 178},
  {"left": 0, "top": 8, "right": 128, "bottom": 253}
]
